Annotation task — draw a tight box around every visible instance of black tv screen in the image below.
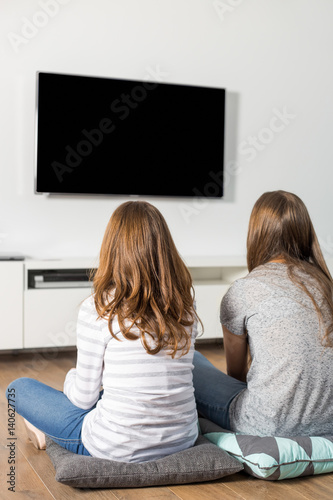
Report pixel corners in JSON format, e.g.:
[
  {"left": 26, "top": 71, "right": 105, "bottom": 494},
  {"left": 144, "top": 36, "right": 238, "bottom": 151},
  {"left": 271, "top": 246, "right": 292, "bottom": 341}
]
[{"left": 35, "top": 72, "right": 225, "bottom": 197}]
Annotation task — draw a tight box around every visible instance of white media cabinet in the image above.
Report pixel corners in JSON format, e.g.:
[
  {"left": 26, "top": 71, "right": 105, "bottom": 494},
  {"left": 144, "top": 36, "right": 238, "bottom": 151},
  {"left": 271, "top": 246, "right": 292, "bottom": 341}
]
[{"left": 0, "top": 256, "right": 249, "bottom": 350}]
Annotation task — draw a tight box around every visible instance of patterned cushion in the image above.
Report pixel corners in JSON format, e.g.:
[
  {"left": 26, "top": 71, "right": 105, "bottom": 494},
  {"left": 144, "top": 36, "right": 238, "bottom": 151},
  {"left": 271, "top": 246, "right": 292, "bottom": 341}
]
[{"left": 199, "top": 418, "right": 333, "bottom": 480}]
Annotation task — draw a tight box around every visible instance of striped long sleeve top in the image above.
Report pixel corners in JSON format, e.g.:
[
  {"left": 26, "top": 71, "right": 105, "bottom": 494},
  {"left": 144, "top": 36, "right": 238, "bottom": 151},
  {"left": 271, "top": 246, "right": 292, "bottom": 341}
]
[{"left": 63, "top": 295, "right": 199, "bottom": 462}]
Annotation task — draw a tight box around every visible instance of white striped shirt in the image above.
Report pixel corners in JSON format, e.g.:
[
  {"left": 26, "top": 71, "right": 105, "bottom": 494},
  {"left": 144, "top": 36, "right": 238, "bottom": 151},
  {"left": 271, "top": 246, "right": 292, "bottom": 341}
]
[{"left": 63, "top": 295, "right": 199, "bottom": 462}]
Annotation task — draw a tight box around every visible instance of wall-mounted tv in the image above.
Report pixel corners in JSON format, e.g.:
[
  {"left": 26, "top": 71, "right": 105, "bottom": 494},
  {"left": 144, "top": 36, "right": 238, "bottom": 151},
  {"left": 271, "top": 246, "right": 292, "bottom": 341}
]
[{"left": 35, "top": 72, "right": 225, "bottom": 197}]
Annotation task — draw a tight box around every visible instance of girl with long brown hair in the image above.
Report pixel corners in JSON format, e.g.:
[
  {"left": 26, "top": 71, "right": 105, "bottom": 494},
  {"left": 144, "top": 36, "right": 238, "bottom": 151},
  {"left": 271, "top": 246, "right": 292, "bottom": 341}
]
[
  {"left": 193, "top": 190, "right": 333, "bottom": 436},
  {"left": 6, "top": 201, "right": 200, "bottom": 460}
]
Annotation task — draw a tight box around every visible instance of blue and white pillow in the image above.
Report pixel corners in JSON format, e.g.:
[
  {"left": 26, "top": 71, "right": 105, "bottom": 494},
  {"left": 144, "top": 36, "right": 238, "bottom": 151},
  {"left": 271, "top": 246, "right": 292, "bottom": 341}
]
[{"left": 199, "top": 418, "right": 333, "bottom": 480}]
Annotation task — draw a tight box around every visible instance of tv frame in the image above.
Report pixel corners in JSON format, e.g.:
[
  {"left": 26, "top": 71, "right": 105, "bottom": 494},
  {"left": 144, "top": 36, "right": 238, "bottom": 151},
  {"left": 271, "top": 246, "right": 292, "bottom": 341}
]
[{"left": 34, "top": 71, "right": 225, "bottom": 198}]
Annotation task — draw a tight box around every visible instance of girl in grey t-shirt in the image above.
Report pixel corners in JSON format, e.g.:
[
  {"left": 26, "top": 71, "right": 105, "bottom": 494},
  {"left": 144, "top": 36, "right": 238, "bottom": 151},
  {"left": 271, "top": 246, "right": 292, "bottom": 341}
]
[{"left": 193, "top": 190, "right": 333, "bottom": 436}]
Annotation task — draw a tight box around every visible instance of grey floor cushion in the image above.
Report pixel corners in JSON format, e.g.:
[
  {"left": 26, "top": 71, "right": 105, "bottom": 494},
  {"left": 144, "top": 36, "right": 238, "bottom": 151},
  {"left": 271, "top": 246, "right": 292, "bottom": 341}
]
[{"left": 45, "top": 434, "right": 243, "bottom": 488}]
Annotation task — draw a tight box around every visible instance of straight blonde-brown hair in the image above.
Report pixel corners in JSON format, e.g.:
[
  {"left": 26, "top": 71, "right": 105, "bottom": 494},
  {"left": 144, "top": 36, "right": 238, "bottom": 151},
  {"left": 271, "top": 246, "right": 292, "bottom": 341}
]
[
  {"left": 92, "top": 201, "right": 200, "bottom": 357},
  {"left": 247, "top": 190, "right": 333, "bottom": 347}
]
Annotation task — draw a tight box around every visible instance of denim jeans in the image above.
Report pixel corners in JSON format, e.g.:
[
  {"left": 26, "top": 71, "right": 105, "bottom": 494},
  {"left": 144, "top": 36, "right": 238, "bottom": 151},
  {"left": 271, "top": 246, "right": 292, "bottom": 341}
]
[
  {"left": 6, "top": 377, "right": 101, "bottom": 455},
  {"left": 193, "top": 351, "right": 247, "bottom": 430}
]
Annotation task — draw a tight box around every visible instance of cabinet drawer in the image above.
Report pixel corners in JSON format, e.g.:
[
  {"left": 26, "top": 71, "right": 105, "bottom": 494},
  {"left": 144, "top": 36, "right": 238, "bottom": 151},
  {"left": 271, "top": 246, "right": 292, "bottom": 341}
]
[
  {"left": 24, "top": 288, "right": 92, "bottom": 348},
  {"left": 0, "top": 262, "right": 24, "bottom": 349},
  {"left": 194, "top": 282, "right": 229, "bottom": 339}
]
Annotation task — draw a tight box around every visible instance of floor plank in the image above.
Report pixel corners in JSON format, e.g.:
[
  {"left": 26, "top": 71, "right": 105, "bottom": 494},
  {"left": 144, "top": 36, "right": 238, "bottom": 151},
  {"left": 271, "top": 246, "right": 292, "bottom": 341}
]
[
  {"left": 111, "top": 487, "right": 181, "bottom": 499},
  {"left": 196, "top": 342, "right": 226, "bottom": 372},
  {"left": 284, "top": 474, "right": 333, "bottom": 500},
  {"left": 0, "top": 412, "right": 54, "bottom": 500},
  {"left": 221, "top": 473, "right": 311, "bottom": 500},
  {"left": 169, "top": 479, "right": 246, "bottom": 499}
]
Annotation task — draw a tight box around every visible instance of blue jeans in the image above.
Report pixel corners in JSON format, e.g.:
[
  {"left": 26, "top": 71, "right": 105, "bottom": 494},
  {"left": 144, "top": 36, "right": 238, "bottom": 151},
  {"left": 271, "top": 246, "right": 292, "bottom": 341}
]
[
  {"left": 6, "top": 377, "right": 101, "bottom": 455},
  {"left": 193, "top": 351, "right": 247, "bottom": 430}
]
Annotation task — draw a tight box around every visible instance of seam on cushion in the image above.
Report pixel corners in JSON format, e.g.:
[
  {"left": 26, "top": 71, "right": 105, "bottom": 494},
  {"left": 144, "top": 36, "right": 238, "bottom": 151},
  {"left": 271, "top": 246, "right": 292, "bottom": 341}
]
[
  {"left": 226, "top": 452, "right": 333, "bottom": 470},
  {"left": 58, "top": 467, "right": 242, "bottom": 481}
]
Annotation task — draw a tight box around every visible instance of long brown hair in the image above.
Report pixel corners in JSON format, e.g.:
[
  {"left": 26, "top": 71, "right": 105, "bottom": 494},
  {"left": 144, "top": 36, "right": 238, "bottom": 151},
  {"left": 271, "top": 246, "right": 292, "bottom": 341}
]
[
  {"left": 93, "top": 201, "right": 200, "bottom": 357},
  {"left": 247, "top": 190, "right": 333, "bottom": 347}
]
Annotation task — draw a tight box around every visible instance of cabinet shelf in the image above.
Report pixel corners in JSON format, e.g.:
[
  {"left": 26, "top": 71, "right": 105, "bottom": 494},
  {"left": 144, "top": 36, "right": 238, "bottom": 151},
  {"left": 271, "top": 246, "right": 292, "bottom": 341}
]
[{"left": 28, "top": 269, "right": 94, "bottom": 289}]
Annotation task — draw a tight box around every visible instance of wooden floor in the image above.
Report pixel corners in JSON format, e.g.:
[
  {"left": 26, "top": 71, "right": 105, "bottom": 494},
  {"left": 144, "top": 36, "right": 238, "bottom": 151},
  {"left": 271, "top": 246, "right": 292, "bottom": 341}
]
[{"left": 1, "top": 343, "right": 332, "bottom": 500}]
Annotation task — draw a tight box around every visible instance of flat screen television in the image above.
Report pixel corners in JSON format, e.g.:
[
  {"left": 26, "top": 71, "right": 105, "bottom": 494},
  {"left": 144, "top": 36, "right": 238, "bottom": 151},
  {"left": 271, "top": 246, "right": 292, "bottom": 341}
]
[{"left": 35, "top": 72, "right": 225, "bottom": 197}]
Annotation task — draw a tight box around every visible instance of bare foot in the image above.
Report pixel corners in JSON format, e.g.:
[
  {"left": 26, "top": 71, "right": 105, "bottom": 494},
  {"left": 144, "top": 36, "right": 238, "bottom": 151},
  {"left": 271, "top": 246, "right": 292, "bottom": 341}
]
[{"left": 23, "top": 419, "right": 46, "bottom": 450}]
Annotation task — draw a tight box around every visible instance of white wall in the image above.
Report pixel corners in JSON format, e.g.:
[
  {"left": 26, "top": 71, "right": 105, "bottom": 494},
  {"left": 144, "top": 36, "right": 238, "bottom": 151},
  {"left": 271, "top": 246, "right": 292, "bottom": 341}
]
[{"left": 1, "top": 0, "right": 333, "bottom": 261}]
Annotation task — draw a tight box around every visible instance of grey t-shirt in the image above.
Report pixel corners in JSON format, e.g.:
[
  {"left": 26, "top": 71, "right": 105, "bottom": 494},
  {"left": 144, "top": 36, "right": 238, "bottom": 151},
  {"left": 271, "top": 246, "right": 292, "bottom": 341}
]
[{"left": 220, "top": 262, "right": 333, "bottom": 437}]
